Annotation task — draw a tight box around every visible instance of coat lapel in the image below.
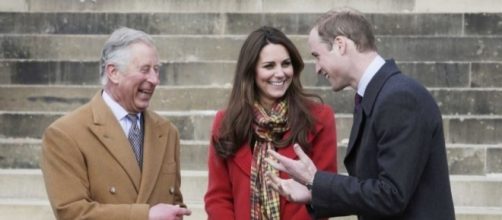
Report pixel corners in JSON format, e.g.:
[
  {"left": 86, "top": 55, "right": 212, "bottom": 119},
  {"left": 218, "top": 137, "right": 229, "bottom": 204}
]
[
  {"left": 88, "top": 91, "right": 141, "bottom": 191},
  {"left": 137, "top": 111, "right": 168, "bottom": 202},
  {"left": 344, "top": 60, "right": 401, "bottom": 162},
  {"left": 231, "top": 142, "right": 253, "bottom": 177},
  {"left": 345, "top": 109, "right": 364, "bottom": 162}
]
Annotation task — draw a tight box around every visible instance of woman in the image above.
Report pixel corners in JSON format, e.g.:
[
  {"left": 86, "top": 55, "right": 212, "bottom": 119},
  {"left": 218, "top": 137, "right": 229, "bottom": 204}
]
[{"left": 204, "top": 26, "right": 337, "bottom": 220}]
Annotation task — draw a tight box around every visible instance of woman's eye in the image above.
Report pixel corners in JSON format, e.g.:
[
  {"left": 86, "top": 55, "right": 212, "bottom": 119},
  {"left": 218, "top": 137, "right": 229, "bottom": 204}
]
[{"left": 264, "top": 64, "right": 274, "bottom": 69}]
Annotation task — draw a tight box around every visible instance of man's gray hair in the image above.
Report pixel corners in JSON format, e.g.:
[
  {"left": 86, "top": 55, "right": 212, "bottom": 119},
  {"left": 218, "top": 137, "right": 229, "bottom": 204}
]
[{"left": 99, "top": 27, "right": 155, "bottom": 85}]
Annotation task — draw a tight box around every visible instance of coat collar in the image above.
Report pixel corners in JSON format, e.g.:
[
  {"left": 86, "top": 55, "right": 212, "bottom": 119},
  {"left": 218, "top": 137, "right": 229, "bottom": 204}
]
[
  {"left": 360, "top": 59, "right": 401, "bottom": 116},
  {"left": 345, "top": 60, "right": 401, "bottom": 160},
  {"left": 137, "top": 110, "right": 169, "bottom": 203},
  {"left": 87, "top": 90, "right": 168, "bottom": 199}
]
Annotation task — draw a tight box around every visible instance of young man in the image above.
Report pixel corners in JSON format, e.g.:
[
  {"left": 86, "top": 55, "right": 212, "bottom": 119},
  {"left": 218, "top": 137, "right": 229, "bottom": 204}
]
[{"left": 266, "top": 8, "right": 455, "bottom": 220}]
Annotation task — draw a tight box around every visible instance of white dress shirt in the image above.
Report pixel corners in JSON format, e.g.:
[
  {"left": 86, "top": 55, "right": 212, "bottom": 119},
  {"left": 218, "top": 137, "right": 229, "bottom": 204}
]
[
  {"left": 356, "top": 55, "right": 386, "bottom": 97},
  {"left": 102, "top": 91, "right": 141, "bottom": 136}
]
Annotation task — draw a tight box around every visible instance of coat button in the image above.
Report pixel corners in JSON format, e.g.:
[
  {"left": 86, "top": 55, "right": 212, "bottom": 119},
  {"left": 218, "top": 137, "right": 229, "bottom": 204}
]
[
  {"left": 169, "top": 187, "right": 175, "bottom": 194},
  {"left": 110, "top": 187, "right": 116, "bottom": 194}
]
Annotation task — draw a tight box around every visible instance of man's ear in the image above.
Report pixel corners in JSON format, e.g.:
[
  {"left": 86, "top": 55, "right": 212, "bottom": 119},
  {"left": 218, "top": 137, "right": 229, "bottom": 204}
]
[
  {"left": 105, "top": 64, "right": 120, "bottom": 83},
  {"left": 332, "top": 36, "right": 347, "bottom": 54}
]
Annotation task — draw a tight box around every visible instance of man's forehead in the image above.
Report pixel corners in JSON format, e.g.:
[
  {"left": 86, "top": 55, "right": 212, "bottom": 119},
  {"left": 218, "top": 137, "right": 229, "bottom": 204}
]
[{"left": 308, "top": 29, "right": 321, "bottom": 42}]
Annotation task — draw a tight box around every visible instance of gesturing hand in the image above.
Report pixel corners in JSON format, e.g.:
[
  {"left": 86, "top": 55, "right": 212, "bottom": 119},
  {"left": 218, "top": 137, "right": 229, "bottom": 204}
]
[
  {"left": 265, "top": 171, "right": 312, "bottom": 203},
  {"left": 265, "top": 144, "right": 317, "bottom": 186}
]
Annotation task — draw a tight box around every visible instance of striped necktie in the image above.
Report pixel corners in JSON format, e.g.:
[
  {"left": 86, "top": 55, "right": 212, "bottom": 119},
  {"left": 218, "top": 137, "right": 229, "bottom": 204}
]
[{"left": 127, "top": 114, "right": 143, "bottom": 169}]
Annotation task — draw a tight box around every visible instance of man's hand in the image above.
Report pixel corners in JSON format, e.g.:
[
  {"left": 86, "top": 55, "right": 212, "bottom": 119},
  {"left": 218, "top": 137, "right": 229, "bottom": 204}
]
[
  {"left": 149, "top": 204, "right": 191, "bottom": 220},
  {"left": 266, "top": 144, "right": 317, "bottom": 186},
  {"left": 265, "top": 171, "right": 312, "bottom": 203}
]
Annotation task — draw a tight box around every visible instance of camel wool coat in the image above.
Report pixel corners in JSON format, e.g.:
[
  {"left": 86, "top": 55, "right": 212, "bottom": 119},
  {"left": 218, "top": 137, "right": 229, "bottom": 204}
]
[{"left": 41, "top": 91, "right": 184, "bottom": 220}]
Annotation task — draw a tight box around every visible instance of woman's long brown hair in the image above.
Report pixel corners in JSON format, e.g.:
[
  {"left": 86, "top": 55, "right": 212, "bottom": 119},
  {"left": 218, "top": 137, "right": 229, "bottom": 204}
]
[{"left": 213, "top": 26, "right": 322, "bottom": 158}]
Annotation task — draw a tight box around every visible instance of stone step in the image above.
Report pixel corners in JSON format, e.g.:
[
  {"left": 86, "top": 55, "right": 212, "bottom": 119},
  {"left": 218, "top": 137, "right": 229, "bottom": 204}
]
[
  {"left": 1, "top": 199, "right": 502, "bottom": 220},
  {"left": 1, "top": 12, "right": 500, "bottom": 39},
  {"left": 0, "top": 169, "right": 208, "bottom": 204},
  {"left": 0, "top": 199, "right": 54, "bottom": 220},
  {"left": 445, "top": 207, "right": 502, "bottom": 220},
  {"left": 0, "top": 139, "right": 209, "bottom": 170},
  {"left": 0, "top": 12, "right": 472, "bottom": 36},
  {"left": 2, "top": 35, "right": 502, "bottom": 62},
  {"left": 1, "top": 169, "right": 502, "bottom": 209},
  {"left": 451, "top": 175, "right": 502, "bottom": 207},
  {"left": 335, "top": 144, "right": 502, "bottom": 176},
  {"left": 1, "top": 86, "right": 502, "bottom": 115},
  {"left": 0, "top": 199, "right": 206, "bottom": 220},
  {"left": 1, "top": 138, "right": 501, "bottom": 176},
  {"left": 2, "top": 0, "right": 502, "bottom": 13},
  {"left": 1, "top": 111, "right": 501, "bottom": 145},
  {"left": 0, "top": 60, "right": 484, "bottom": 88}
]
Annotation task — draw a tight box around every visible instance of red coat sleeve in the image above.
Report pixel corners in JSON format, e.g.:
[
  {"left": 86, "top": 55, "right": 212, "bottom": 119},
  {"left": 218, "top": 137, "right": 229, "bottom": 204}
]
[{"left": 204, "top": 111, "right": 236, "bottom": 219}]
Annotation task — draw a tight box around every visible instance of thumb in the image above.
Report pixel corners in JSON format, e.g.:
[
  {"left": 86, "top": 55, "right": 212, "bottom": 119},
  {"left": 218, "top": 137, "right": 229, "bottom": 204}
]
[{"left": 176, "top": 207, "right": 192, "bottom": 216}]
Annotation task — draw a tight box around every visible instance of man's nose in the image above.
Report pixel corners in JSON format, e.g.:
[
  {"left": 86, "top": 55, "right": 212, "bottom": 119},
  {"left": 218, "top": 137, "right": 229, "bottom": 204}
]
[
  {"left": 315, "top": 63, "right": 321, "bottom": 74},
  {"left": 148, "top": 70, "right": 160, "bottom": 85}
]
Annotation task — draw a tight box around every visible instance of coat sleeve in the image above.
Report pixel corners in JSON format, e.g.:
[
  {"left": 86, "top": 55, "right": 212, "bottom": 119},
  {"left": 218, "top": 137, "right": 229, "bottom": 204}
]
[
  {"left": 309, "top": 104, "right": 338, "bottom": 173},
  {"left": 41, "top": 125, "right": 149, "bottom": 220},
  {"left": 204, "top": 111, "right": 236, "bottom": 219},
  {"left": 311, "top": 87, "right": 435, "bottom": 218}
]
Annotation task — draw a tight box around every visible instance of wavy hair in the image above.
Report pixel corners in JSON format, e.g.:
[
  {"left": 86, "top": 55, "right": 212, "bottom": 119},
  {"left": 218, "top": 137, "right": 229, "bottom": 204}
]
[{"left": 213, "top": 26, "right": 322, "bottom": 158}]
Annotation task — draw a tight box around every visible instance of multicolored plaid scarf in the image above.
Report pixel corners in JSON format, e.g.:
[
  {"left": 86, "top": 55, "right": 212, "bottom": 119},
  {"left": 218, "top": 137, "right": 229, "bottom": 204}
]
[{"left": 250, "top": 100, "right": 289, "bottom": 220}]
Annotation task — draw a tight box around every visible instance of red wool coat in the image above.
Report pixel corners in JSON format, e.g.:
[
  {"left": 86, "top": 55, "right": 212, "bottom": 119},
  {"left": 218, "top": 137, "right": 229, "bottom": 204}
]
[{"left": 205, "top": 103, "right": 338, "bottom": 220}]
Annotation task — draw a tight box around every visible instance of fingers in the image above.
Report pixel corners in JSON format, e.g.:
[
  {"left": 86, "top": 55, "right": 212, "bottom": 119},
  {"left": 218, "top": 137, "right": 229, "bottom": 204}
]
[
  {"left": 173, "top": 205, "right": 191, "bottom": 216},
  {"left": 179, "top": 208, "right": 191, "bottom": 216},
  {"left": 267, "top": 149, "right": 297, "bottom": 172},
  {"left": 265, "top": 172, "right": 290, "bottom": 198},
  {"left": 265, "top": 171, "right": 279, "bottom": 191},
  {"left": 267, "top": 149, "right": 288, "bottom": 163},
  {"left": 293, "top": 143, "right": 311, "bottom": 164},
  {"left": 264, "top": 157, "right": 285, "bottom": 172},
  {"left": 268, "top": 144, "right": 311, "bottom": 166}
]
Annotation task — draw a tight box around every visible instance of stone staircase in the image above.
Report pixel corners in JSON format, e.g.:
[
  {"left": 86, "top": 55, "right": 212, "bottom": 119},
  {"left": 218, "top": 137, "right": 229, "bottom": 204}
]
[{"left": 1, "top": 0, "right": 502, "bottom": 219}]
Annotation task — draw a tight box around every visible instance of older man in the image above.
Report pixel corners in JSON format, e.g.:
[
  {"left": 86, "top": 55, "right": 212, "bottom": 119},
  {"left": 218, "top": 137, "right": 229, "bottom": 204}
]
[{"left": 41, "top": 27, "right": 191, "bottom": 220}]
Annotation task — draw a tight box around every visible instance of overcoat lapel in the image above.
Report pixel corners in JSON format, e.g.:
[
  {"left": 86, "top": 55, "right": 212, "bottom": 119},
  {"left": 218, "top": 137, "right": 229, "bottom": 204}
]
[
  {"left": 345, "top": 109, "right": 364, "bottom": 161},
  {"left": 137, "top": 111, "right": 168, "bottom": 202},
  {"left": 231, "top": 143, "right": 252, "bottom": 177},
  {"left": 344, "top": 60, "right": 401, "bottom": 161},
  {"left": 88, "top": 91, "right": 141, "bottom": 191}
]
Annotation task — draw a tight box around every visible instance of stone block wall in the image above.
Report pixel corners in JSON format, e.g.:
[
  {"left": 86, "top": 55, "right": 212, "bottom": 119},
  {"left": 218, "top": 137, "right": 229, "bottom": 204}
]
[{"left": 0, "top": 0, "right": 501, "bottom": 219}]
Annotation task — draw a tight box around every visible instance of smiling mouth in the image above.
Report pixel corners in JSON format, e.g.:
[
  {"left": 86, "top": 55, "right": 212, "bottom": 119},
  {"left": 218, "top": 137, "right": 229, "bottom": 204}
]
[
  {"left": 269, "top": 80, "right": 286, "bottom": 86},
  {"left": 139, "top": 89, "right": 154, "bottom": 96}
]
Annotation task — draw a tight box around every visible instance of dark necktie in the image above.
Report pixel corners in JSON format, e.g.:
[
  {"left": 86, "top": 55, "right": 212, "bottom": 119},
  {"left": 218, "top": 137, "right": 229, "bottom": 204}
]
[
  {"left": 127, "top": 114, "right": 143, "bottom": 169},
  {"left": 354, "top": 93, "right": 363, "bottom": 113}
]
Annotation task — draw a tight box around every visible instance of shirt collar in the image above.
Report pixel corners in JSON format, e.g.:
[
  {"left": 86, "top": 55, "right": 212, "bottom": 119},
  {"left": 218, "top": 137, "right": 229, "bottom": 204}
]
[
  {"left": 357, "top": 55, "right": 385, "bottom": 97},
  {"left": 102, "top": 90, "right": 130, "bottom": 121}
]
